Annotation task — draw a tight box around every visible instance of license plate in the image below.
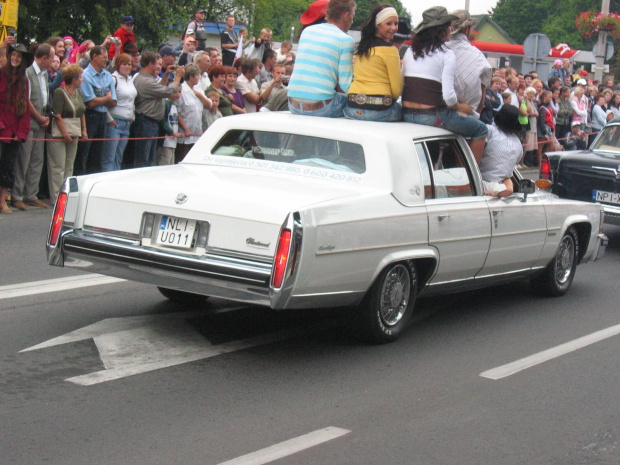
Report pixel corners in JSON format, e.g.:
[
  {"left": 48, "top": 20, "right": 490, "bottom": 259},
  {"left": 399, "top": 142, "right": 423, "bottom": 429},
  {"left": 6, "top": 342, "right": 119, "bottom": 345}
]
[
  {"left": 156, "top": 215, "right": 196, "bottom": 249},
  {"left": 593, "top": 190, "right": 620, "bottom": 205}
]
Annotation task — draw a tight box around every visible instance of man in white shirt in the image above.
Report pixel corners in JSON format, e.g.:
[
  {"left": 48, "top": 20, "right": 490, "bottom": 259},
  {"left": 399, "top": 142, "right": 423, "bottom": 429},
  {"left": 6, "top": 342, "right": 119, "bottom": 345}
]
[
  {"left": 235, "top": 58, "right": 261, "bottom": 113},
  {"left": 445, "top": 10, "right": 492, "bottom": 119},
  {"left": 193, "top": 51, "right": 211, "bottom": 91}
]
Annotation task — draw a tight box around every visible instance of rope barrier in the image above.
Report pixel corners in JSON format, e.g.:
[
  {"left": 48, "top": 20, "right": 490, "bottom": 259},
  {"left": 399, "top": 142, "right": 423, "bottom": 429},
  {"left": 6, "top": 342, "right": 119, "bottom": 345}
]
[{"left": 0, "top": 134, "right": 203, "bottom": 142}]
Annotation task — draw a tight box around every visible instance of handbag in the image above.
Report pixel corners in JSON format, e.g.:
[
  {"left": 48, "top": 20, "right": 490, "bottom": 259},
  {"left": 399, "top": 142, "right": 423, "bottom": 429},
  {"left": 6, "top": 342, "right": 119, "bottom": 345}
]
[{"left": 52, "top": 88, "right": 82, "bottom": 139}]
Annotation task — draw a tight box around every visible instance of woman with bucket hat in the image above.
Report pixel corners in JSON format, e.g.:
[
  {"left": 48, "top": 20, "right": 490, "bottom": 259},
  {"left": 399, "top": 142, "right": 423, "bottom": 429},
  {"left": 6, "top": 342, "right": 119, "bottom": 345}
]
[
  {"left": 0, "top": 43, "right": 33, "bottom": 214},
  {"left": 402, "top": 6, "right": 488, "bottom": 163}
]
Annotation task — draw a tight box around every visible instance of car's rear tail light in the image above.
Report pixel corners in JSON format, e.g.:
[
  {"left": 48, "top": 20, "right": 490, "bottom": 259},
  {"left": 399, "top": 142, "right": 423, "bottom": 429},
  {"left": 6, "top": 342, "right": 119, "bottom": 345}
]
[
  {"left": 48, "top": 192, "right": 68, "bottom": 246},
  {"left": 272, "top": 228, "right": 291, "bottom": 288},
  {"left": 540, "top": 156, "right": 551, "bottom": 180}
]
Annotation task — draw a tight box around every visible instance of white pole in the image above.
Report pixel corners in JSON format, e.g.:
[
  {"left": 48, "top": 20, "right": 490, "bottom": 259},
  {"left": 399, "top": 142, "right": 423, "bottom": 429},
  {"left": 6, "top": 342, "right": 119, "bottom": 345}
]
[{"left": 594, "top": 0, "right": 611, "bottom": 81}]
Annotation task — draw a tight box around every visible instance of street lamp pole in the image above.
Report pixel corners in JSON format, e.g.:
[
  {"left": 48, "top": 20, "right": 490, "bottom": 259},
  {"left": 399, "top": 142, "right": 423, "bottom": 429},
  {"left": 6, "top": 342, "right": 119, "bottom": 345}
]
[{"left": 594, "top": 0, "right": 610, "bottom": 81}]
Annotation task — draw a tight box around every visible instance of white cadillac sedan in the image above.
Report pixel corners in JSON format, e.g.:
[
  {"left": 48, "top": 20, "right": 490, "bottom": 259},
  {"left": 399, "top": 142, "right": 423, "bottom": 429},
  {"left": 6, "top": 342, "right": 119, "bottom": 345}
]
[{"left": 47, "top": 113, "right": 608, "bottom": 343}]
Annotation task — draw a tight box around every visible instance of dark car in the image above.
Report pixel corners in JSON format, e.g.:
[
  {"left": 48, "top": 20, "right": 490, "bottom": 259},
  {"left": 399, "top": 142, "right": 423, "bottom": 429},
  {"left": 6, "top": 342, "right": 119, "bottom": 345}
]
[{"left": 541, "top": 120, "right": 620, "bottom": 226}]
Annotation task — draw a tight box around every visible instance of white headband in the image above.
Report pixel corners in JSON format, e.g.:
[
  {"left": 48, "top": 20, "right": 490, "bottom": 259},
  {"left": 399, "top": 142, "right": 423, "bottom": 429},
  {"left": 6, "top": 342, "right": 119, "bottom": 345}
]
[{"left": 375, "top": 7, "right": 398, "bottom": 26}]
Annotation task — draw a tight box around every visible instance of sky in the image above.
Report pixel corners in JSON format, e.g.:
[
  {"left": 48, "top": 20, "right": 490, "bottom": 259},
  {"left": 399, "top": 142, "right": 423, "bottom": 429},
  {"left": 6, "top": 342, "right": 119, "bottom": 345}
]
[{"left": 400, "top": 0, "right": 499, "bottom": 27}]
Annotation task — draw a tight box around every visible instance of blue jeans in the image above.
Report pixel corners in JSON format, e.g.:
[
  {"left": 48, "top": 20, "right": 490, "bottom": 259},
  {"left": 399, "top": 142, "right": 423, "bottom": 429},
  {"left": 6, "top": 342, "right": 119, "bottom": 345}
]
[
  {"left": 288, "top": 92, "right": 348, "bottom": 118},
  {"left": 344, "top": 102, "right": 402, "bottom": 122},
  {"left": 133, "top": 114, "right": 159, "bottom": 168},
  {"left": 102, "top": 118, "right": 131, "bottom": 171},
  {"left": 403, "top": 107, "right": 488, "bottom": 140}
]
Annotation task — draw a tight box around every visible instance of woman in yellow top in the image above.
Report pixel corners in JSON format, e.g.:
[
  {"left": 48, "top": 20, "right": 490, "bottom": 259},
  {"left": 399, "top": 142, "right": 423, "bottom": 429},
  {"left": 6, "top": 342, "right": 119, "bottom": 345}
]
[{"left": 344, "top": 4, "right": 403, "bottom": 122}]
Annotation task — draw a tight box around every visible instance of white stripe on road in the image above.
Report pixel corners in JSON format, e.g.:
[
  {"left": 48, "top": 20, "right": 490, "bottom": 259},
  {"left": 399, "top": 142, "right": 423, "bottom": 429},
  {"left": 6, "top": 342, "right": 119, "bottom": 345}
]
[
  {"left": 0, "top": 274, "right": 125, "bottom": 299},
  {"left": 480, "top": 323, "right": 620, "bottom": 380},
  {"left": 216, "top": 427, "right": 351, "bottom": 465}
]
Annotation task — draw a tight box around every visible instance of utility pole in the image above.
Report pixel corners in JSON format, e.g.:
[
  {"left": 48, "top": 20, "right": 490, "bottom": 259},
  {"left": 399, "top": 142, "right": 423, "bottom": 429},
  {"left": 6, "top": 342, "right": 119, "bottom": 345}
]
[{"left": 594, "top": 0, "right": 611, "bottom": 81}]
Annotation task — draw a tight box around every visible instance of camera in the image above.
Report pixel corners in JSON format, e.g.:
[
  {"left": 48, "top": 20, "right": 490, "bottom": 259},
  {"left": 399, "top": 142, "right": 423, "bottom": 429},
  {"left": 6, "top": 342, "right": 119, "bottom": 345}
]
[
  {"left": 112, "top": 37, "right": 121, "bottom": 45},
  {"left": 9, "top": 30, "right": 17, "bottom": 37},
  {"left": 282, "top": 75, "right": 290, "bottom": 86}
]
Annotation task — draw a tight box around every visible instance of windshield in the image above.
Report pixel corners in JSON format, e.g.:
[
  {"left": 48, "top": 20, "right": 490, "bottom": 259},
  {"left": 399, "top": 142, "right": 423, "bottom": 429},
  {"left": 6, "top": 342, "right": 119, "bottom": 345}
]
[
  {"left": 211, "top": 130, "right": 366, "bottom": 174},
  {"left": 591, "top": 125, "right": 620, "bottom": 152}
]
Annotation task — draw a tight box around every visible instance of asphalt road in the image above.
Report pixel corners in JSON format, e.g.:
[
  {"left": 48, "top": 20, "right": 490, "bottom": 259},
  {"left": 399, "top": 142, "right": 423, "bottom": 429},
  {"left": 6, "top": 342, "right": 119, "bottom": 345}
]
[{"left": 1, "top": 205, "right": 619, "bottom": 465}]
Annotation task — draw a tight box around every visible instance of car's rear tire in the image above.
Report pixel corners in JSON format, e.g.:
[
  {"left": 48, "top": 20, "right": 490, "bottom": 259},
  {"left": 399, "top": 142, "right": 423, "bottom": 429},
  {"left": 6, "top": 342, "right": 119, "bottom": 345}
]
[
  {"left": 358, "top": 261, "right": 417, "bottom": 344},
  {"left": 531, "top": 226, "right": 579, "bottom": 297},
  {"left": 157, "top": 287, "right": 209, "bottom": 305}
]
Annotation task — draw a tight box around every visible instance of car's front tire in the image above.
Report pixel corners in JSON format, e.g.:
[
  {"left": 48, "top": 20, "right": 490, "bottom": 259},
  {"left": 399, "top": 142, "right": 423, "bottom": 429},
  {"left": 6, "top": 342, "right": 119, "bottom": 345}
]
[
  {"left": 157, "top": 287, "right": 209, "bottom": 305},
  {"left": 358, "top": 261, "right": 417, "bottom": 344},
  {"left": 531, "top": 226, "right": 579, "bottom": 297}
]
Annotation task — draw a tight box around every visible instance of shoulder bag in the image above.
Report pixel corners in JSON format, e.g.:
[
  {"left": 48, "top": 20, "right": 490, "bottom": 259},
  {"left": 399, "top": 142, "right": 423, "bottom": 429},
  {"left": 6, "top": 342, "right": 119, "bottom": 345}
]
[{"left": 52, "top": 88, "right": 82, "bottom": 139}]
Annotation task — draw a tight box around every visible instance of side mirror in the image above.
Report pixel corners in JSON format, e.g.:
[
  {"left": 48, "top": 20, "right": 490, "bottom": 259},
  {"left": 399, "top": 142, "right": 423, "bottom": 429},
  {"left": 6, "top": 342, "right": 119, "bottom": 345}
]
[{"left": 520, "top": 179, "right": 535, "bottom": 202}]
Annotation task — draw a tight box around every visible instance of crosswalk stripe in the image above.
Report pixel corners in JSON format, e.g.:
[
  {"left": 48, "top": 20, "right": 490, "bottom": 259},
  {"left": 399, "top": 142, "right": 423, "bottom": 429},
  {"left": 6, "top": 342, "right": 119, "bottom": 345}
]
[
  {"left": 216, "top": 427, "right": 351, "bottom": 465},
  {"left": 0, "top": 274, "right": 126, "bottom": 299}
]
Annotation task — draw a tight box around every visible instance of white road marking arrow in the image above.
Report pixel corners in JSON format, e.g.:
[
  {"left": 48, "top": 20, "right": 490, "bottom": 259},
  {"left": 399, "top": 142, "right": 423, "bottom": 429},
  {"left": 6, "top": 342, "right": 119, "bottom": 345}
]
[{"left": 21, "top": 310, "right": 313, "bottom": 386}]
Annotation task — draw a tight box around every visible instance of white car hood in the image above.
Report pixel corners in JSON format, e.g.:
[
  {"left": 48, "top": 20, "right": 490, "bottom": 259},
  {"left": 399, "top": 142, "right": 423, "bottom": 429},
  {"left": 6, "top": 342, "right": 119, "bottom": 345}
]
[{"left": 82, "top": 164, "right": 372, "bottom": 255}]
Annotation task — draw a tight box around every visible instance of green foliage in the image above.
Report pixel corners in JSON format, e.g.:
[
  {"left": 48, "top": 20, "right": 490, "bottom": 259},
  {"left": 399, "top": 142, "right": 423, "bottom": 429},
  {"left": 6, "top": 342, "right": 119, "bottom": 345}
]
[
  {"left": 492, "top": 0, "right": 620, "bottom": 50},
  {"left": 15, "top": 0, "right": 414, "bottom": 48}
]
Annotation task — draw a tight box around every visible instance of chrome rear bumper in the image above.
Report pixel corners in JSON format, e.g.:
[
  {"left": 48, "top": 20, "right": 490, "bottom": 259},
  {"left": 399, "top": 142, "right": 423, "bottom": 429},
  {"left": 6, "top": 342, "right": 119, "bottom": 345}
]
[{"left": 49, "top": 230, "right": 275, "bottom": 306}]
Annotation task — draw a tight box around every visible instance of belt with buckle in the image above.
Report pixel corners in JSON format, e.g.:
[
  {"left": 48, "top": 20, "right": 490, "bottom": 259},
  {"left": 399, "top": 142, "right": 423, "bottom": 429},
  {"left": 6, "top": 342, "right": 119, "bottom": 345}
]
[
  {"left": 288, "top": 98, "right": 333, "bottom": 111},
  {"left": 348, "top": 94, "right": 393, "bottom": 107}
]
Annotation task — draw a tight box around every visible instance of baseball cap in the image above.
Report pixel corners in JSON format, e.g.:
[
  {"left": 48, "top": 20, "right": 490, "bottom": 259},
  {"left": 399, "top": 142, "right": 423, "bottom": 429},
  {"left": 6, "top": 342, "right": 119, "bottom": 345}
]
[
  {"left": 122, "top": 15, "right": 135, "bottom": 24},
  {"left": 577, "top": 79, "right": 587, "bottom": 85},
  {"left": 571, "top": 121, "right": 581, "bottom": 127},
  {"left": 159, "top": 45, "right": 176, "bottom": 57},
  {"left": 554, "top": 59, "right": 562, "bottom": 66},
  {"left": 579, "top": 69, "right": 589, "bottom": 76},
  {"left": 195, "top": 8, "right": 206, "bottom": 14},
  {"left": 301, "top": 0, "right": 328, "bottom": 26}
]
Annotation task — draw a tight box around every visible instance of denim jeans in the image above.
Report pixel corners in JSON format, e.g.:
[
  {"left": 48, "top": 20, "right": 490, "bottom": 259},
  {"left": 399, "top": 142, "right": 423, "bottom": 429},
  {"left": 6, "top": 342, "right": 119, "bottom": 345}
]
[
  {"left": 288, "top": 92, "right": 348, "bottom": 118},
  {"left": 75, "top": 110, "right": 107, "bottom": 175},
  {"left": 133, "top": 114, "right": 159, "bottom": 168},
  {"left": 344, "top": 102, "right": 402, "bottom": 122},
  {"left": 102, "top": 118, "right": 131, "bottom": 172},
  {"left": 403, "top": 107, "right": 488, "bottom": 140}
]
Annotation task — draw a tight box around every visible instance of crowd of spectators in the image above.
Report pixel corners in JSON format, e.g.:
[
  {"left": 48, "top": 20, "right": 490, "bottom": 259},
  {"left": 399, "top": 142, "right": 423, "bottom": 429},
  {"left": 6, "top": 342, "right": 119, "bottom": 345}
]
[{"left": 0, "top": 2, "right": 618, "bottom": 215}]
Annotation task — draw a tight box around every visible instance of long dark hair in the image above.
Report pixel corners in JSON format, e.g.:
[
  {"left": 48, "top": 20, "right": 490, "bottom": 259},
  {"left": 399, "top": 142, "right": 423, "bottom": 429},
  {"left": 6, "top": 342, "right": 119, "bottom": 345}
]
[
  {"left": 356, "top": 4, "right": 394, "bottom": 58},
  {"left": 2, "top": 50, "right": 29, "bottom": 117},
  {"left": 410, "top": 24, "right": 449, "bottom": 59}
]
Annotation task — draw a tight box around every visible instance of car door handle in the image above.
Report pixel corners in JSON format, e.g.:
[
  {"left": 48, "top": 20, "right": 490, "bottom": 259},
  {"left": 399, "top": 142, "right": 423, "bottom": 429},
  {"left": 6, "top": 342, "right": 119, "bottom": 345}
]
[
  {"left": 438, "top": 214, "right": 451, "bottom": 222},
  {"left": 492, "top": 210, "right": 503, "bottom": 217}
]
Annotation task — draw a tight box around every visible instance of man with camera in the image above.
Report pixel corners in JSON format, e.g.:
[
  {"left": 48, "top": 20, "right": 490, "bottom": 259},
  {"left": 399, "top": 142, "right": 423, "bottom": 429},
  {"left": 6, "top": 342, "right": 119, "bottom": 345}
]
[
  {"left": 260, "top": 63, "right": 289, "bottom": 111},
  {"left": 108, "top": 16, "right": 136, "bottom": 60}
]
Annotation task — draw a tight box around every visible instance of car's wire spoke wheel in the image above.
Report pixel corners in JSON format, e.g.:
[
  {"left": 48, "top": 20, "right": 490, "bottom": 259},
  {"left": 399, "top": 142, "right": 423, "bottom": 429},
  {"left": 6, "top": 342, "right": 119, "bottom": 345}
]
[
  {"left": 379, "top": 265, "right": 411, "bottom": 327},
  {"left": 531, "top": 226, "right": 579, "bottom": 297},
  {"left": 358, "top": 261, "right": 417, "bottom": 343},
  {"left": 555, "top": 234, "right": 576, "bottom": 284}
]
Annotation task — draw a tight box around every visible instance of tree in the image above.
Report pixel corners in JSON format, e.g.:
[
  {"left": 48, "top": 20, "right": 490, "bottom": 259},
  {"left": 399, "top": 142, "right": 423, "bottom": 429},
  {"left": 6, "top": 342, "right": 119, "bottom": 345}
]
[
  {"left": 17, "top": 0, "right": 198, "bottom": 48},
  {"left": 492, "top": 0, "right": 620, "bottom": 49}
]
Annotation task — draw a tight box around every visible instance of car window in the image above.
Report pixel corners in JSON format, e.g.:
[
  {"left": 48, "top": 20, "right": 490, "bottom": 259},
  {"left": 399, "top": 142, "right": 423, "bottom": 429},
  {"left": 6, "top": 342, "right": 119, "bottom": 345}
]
[
  {"left": 421, "top": 139, "right": 475, "bottom": 199},
  {"left": 590, "top": 125, "right": 620, "bottom": 152},
  {"left": 415, "top": 143, "right": 433, "bottom": 199},
  {"left": 211, "top": 130, "right": 366, "bottom": 174}
]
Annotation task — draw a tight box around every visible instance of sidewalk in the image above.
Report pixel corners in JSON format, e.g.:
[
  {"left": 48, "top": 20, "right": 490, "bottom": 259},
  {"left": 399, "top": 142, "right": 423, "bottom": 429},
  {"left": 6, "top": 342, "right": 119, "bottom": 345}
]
[{"left": 518, "top": 166, "right": 539, "bottom": 180}]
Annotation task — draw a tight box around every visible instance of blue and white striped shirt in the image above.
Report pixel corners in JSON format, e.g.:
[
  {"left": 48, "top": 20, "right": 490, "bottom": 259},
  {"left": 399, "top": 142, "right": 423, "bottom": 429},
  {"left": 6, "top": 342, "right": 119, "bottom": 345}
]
[{"left": 287, "top": 23, "right": 354, "bottom": 101}]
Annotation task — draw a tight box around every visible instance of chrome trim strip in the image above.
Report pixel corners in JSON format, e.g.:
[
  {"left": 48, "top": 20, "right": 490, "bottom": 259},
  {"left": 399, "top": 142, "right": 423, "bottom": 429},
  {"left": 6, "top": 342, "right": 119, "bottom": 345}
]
[
  {"left": 62, "top": 230, "right": 273, "bottom": 286},
  {"left": 83, "top": 225, "right": 140, "bottom": 241},
  {"left": 315, "top": 240, "right": 429, "bottom": 255}
]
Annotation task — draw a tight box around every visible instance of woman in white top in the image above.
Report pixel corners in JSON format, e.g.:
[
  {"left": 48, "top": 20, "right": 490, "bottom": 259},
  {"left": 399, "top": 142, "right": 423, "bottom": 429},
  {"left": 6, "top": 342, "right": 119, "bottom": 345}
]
[
  {"left": 175, "top": 64, "right": 204, "bottom": 163},
  {"left": 401, "top": 6, "right": 488, "bottom": 163},
  {"left": 102, "top": 54, "right": 137, "bottom": 171}
]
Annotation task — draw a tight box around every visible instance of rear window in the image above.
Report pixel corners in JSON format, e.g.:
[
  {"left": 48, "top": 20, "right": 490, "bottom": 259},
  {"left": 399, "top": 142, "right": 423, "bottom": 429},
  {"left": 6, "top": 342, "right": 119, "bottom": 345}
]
[
  {"left": 591, "top": 125, "right": 620, "bottom": 152},
  {"left": 211, "top": 130, "right": 366, "bottom": 174}
]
